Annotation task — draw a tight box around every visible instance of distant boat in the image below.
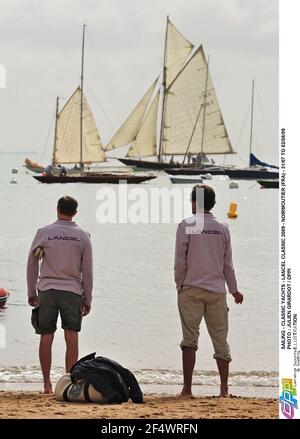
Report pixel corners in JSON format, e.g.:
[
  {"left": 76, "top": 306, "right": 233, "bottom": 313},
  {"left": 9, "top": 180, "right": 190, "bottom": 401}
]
[
  {"left": 226, "top": 80, "right": 278, "bottom": 180},
  {"left": 105, "top": 17, "right": 234, "bottom": 171},
  {"left": 165, "top": 166, "right": 228, "bottom": 176},
  {"left": 169, "top": 175, "right": 203, "bottom": 184},
  {"left": 257, "top": 179, "right": 279, "bottom": 189},
  {"left": 34, "top": 174, "right": 156, "bottom": 184},
  {"left": 33, "top": 25, "right": 156, "bottom": 185},
  {"left": 24, "top": 158, "right": 45, "bottom": 173},
  {"left": 226, "top": 168, "right": 278, "bottom": 180},
  {"left": 0, "top": 289, "right": 9, "bottom": 309}
]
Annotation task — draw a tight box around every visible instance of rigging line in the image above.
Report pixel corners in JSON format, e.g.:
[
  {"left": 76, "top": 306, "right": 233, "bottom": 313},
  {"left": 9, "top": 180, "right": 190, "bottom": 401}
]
[
  {"left": 38, "top": 108, "right": 56, "bottom": 162},
  {"left": 249, "top": 181, "right": 259, "bottom": 190},
  {"left": 84, "top": 81, "right": 116, "bottom": 132},
  {"left": 253, "top": 85, "right": 273, "bottom": 141},
  {"left": 86, "top": 29, "right": 122, "bottom": 125},
  {"left": 236, "top": 154, "right": 247, "bottom": 166},
  {"left": 234, "top": 101, "right": 251, "bottom": 152},
  {"left": 29, "top": 107, "right": 53, "bottom": 158}
]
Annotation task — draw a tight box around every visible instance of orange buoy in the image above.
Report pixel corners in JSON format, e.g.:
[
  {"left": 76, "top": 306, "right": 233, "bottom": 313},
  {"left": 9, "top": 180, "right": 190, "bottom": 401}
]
[
  {"left": 0, "top": 288, "right": 9, "bottom": 308},
  {"left": 227, "top": 202, "right": 238, "bottom": 219}
]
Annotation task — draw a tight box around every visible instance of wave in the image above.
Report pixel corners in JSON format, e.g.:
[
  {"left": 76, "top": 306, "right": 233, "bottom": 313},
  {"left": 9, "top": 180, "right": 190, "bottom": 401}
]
[{"left": 0, "top": 366, "right": 278, "bottom": 387}]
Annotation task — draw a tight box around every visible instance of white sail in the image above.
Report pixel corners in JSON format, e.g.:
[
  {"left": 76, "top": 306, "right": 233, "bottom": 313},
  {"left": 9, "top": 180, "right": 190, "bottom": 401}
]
[
  {"left": 127, "top": 92, "right": 160, "bottom": 157},
  {"left": 165, "top": 19, "right": 194, "bottom": 87},
  {"left": 53, "top": 87, "right": 106, "bottom": 164},
  {"left": 105, "top": 79, "right": 158, "bottom": 151},
  {"left": 162, "top": 46, "right": 233, "bottom": 155}
]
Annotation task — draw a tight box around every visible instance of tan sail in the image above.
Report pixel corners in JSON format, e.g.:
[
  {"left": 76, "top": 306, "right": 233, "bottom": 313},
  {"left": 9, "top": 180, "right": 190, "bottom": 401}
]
[
  {"left": 162, "top": 46, "right": 234, "bottom": 155},
  {"left": 53, "top": 87, "right": 106, "bottom": 164},
  {"left": 165, "top": 19, "right": 194, "bottom": 88},
  {"left": 127, "top": 92, "right": 160, "bottom": 157},
  {"left": 105, "top": 79, "right": 158, "bottom": 151}
]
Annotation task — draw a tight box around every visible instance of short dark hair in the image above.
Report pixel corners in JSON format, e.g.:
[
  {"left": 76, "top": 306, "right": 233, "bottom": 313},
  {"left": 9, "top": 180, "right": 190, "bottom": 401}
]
[
  {"left": 57, "top": 196, "right": 78, "bottom": 216},
  {"left": 191, "top": 185, "right": 216, "bottom": 211}
]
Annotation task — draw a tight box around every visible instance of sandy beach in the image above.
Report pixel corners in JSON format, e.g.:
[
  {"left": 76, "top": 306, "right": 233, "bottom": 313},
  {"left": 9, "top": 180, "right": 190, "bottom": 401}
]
[{"left": 0, "top": 392, "right": 278, "bottom": 419}]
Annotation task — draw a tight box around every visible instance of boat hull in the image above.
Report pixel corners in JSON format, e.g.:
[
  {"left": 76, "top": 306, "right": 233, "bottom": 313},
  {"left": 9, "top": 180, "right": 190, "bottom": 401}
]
[
  {"left": 169, "top": 176, "right": 203, "bottom": 184},
  {"left": 257, "top": 179, "right": 279, "bottom": 188},
  {"left": 0, "top": 296, "right": 8, "bottom": 308},
  {"left": 118, "top": 158, "right": 183, "bottom": 170},
  {"left": 33, "top": 174, "right": 156, "bottom": 184},
  {"left": 118, "top": 158, "right": 212, "bottom": 171},
  {"left": 226, "top": 169, "right": 279, "bottom": 180},
  {"left": 165, "top": 167, "right": 227, "bottom": 176}
]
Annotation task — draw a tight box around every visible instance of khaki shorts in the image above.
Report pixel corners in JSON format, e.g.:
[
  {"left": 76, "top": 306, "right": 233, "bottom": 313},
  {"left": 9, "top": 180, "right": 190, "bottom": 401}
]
[
  {"left": 35, "top": 289, "right": 83, "bottom": 335},
  {"left": 178, "top": 287, "right": 231, "bottom": 363}
]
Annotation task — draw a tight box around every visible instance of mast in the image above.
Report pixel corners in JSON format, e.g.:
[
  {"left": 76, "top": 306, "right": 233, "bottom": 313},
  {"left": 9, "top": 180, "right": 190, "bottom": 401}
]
[
  {"left": 182, "top": 104, "right": 203, "bottom": 165},
  {"left": 80, "top": 24, "right": 86, "bottom": 174},
  {"left": 249, "top": 79, "right": 255, "bottom": 166},
  {"left": 199, "top": 55, "right": 210, "bottom": 167},
  {"left": 158, "top": 15, "right": 169, "bottom": 163},
  {"left": 52, "top": 96, "right": 59, "bottom": 165}
]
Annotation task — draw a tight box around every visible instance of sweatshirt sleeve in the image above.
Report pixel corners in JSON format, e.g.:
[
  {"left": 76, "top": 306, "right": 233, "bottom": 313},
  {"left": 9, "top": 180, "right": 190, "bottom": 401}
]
[
  {"left": 81, "top": 234, "right": 93, "bottom": 306},
  {"left": 174, "top": 223, "right": 189, "bottom": 291},
  {"left": 27, "top": 229, "right": 43, "bottom": 298},
  {"left": 223, "top": 225, "right": 238, "bottom": 294}
]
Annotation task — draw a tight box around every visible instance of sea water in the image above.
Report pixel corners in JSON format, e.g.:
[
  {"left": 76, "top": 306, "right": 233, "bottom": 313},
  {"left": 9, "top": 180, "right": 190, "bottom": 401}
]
[{"left": 0, "top": 153, "right": 278, "bottom": 396}]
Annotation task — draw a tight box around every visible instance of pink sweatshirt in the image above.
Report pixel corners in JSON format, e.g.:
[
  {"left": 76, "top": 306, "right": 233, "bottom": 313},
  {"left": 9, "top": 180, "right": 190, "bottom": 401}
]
[
  {"left": 27, "top": 220, "right": 93, "bottom": 306},
  {"left": 174, "top": 213, "right": 238, "bottom": 295}
]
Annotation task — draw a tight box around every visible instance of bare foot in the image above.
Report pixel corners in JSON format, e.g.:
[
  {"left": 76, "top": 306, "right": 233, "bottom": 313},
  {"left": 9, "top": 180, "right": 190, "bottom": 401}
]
[
  {"left": 177, "top": 391, "right": 195, "bottom": 399},
  {"left": 44, "top": 382, "right": 53, "bottom": 394},
  {"left": 219, "top": 385, "right": 228, "bottom": 397}
]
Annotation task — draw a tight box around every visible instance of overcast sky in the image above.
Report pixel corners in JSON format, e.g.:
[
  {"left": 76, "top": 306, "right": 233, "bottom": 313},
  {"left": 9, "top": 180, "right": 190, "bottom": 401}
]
[{"left": 0, "top": 0, "right": 278, "bottom": 164}]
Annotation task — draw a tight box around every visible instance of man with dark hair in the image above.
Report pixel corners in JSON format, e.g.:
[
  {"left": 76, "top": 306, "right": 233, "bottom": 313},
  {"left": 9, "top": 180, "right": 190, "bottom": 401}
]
[
  {"left": 58, "top": 165, "right": 68, "bottom": 177},
  {"left": 175, "top": 185, "right": 243, "bottom": 398},
  {"left": 27, "top": 196, "right": 93, "bottom": 394}
]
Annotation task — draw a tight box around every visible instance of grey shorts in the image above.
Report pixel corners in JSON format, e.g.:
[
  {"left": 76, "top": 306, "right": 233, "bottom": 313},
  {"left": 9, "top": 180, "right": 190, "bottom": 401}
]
[{"left": 34, "top": 289, "right": 83, "bottom": 335}]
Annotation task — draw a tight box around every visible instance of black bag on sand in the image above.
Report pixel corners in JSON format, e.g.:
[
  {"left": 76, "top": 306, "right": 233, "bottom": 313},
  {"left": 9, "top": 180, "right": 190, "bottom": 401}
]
[{"left": 70, "top": 353, "right": 143, "bottom": 404}]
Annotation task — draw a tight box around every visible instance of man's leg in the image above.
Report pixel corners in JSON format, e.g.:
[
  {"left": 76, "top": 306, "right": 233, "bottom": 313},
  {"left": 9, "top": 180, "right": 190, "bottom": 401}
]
[
  {"left": 39, "top": 334, "right": 55, "bottom": 394},
  {"left": 216, "top": 359, "right": 229, "bottom": 396},
  {"left": 64, "top": 330, "right": 79, "bottom": 372},
  {"left": 181, "top": 347, "right": 196, "bottom": 397},
  {"left": 204, "top": 293, "right": 232, "bottom": 396},
  {"left": 178, "top": 288, "right": 204, "bottom": 398}
]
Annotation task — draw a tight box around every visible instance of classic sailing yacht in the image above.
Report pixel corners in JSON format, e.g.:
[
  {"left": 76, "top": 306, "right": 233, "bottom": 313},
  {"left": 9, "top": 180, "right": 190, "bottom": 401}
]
[
  {"left": 105, "top": 17, "right": 234, "bottom": 171},
  {"left": 33, "top": 25, "right": 156, "bottom": 184}
]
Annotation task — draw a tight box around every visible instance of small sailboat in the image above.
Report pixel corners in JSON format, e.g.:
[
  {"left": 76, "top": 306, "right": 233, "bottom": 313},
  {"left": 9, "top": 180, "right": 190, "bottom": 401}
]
[
  {"left": 226, "top": 80, "right": 279, "bottom": 180},
  {"left": 24, "top": 158, "right": 46, "bottom": 174},
  {"left": 105, "top": 17, "right": 234, "bottom": 171},
  {"left": 0, "top": 288, "right": 9, "bottom": 308},
  {"left": 169, "top": 175, "right": 203, "bottom": 184},
  {"left": 33, "top": 26, "right": 156, "bottom": 185},
  {"left": 257, "top": 179, "right": 279, "bottom": 189}
]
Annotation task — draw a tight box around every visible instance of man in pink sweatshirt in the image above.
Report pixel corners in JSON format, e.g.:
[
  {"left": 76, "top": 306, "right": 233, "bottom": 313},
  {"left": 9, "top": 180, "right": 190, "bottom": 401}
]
[
  {"left": 27, "top": 196, "right": 93, "bottom": 394},
  {"left": 175, "top": 185, "right": 243, "bottom": 398}
]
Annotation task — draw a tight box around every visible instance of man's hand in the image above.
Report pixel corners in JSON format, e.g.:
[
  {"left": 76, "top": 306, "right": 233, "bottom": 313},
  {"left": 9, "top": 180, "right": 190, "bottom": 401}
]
[
  {"left": 82, "top": 304, "right": 91, "bottom": 316},
  {"left": 28, "top": 296, "right": 38, "bottom": 307},
  {"left": 232, "top": 291, "right": 243, "bottom": 304}
]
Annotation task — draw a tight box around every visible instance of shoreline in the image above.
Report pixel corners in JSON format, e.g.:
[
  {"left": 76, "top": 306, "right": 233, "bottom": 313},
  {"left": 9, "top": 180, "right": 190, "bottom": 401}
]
[
  {"left": 0, "top": 383, "right": 278, "bottom": 398},
  {"left": 0, "top": 391, "right": 278, "bottom": 419}
]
